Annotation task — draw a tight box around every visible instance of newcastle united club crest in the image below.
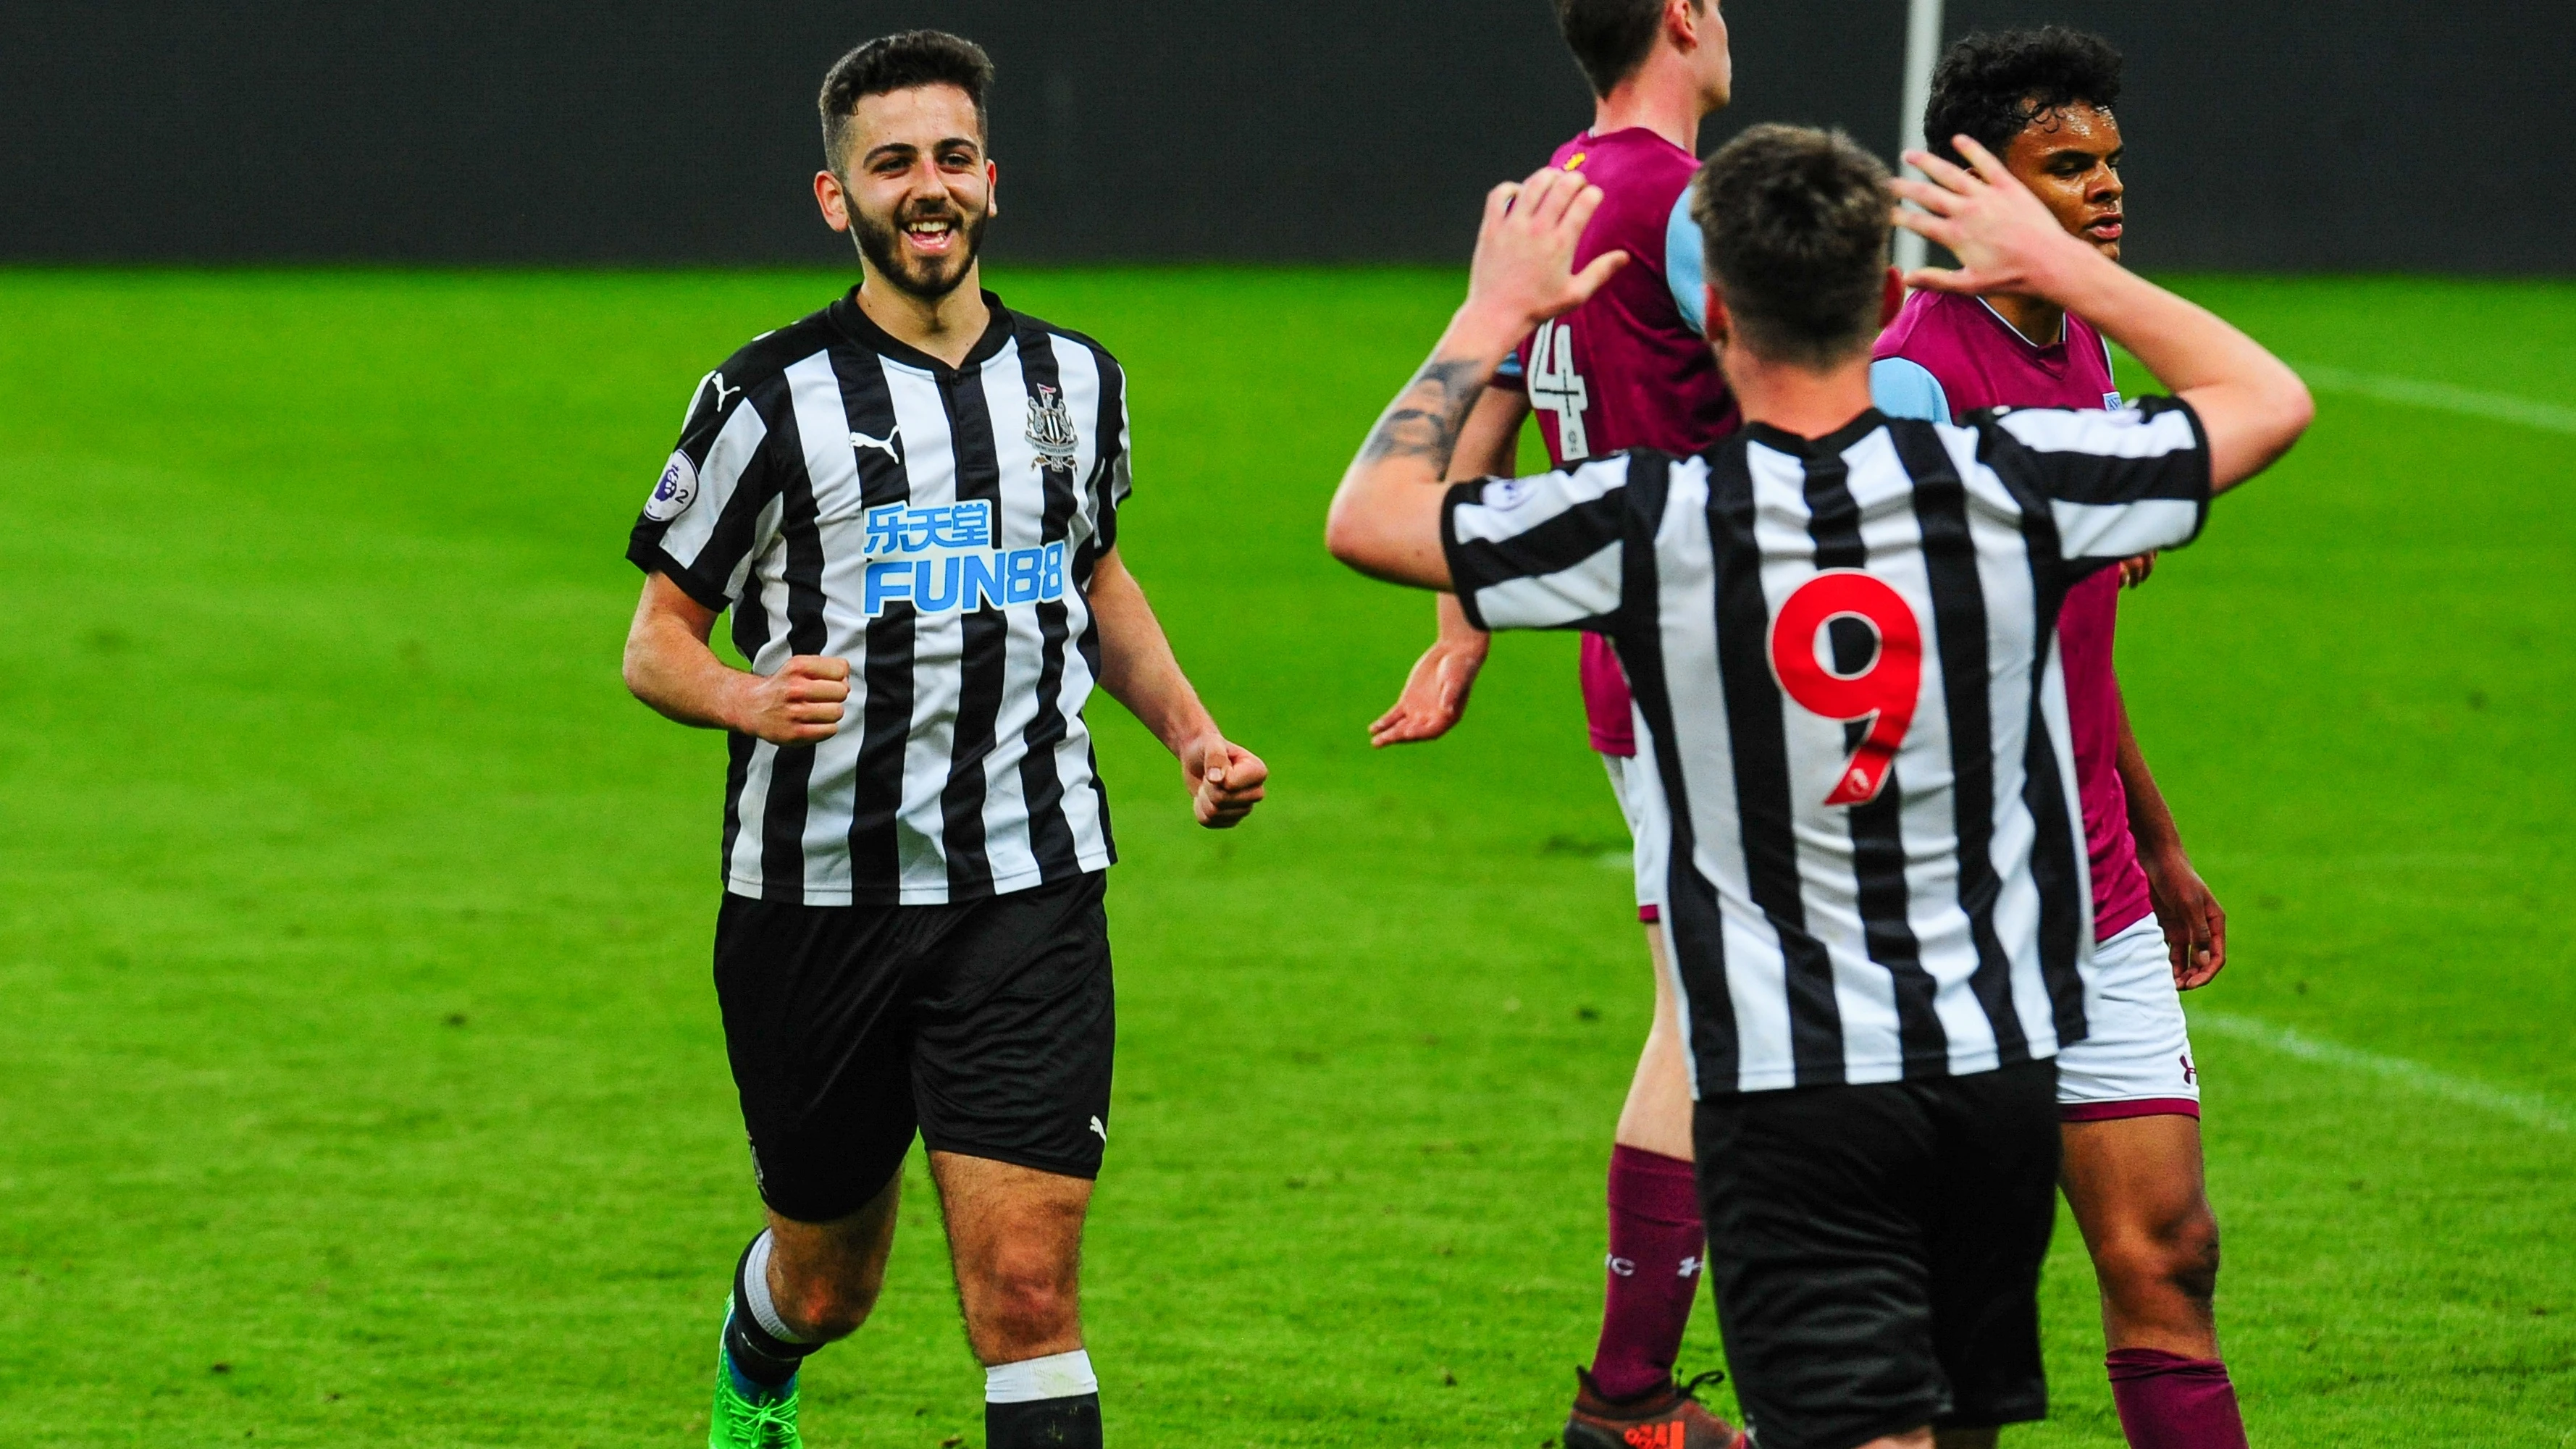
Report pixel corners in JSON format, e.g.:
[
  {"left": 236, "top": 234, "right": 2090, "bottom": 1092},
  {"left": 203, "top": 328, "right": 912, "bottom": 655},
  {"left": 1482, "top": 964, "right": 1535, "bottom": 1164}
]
[{"left": 1025, "top": 384, "right": 1081, "bottom": 471}]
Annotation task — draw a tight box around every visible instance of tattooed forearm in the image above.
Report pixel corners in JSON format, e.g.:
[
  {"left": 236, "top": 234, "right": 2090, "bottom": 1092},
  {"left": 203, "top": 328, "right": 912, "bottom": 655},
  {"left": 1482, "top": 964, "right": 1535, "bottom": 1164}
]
[
  {"left": 1325, "top": 321, "right": 1522, "bottom": 584},
  {"left": 1358, "top": 356, "right": 1490, "bottom": 471}
]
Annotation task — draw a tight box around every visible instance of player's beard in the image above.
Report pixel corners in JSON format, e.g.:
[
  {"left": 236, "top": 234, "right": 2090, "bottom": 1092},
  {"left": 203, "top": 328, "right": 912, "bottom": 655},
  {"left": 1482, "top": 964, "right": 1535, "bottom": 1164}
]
[{"left": 852, "top": 198, "right": 989, "bottom": 304}]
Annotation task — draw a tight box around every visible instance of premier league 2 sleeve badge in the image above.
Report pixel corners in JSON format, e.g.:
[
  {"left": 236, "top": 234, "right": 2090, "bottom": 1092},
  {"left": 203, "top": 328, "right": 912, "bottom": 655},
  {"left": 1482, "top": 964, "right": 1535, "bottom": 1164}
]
[{"left": 645, "top": 450, "right": 700, "bottom": 521}]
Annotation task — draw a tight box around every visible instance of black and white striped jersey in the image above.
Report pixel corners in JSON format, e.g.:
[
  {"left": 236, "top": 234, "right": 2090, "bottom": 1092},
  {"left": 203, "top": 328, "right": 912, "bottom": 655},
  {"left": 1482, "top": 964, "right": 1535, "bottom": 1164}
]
[
  {"left": 1444, "top": 400, "right": 2212, "bottom": 1095},
  {"left": 628, "top": 290, "right": 1128, "bottom": 906}
]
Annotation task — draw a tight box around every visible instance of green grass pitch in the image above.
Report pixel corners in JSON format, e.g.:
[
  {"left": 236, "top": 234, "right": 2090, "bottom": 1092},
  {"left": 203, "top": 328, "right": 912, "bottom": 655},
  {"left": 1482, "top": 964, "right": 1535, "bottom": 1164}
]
[{"left": 0, "top": 269, "right": 2567, "bottom": 1446}]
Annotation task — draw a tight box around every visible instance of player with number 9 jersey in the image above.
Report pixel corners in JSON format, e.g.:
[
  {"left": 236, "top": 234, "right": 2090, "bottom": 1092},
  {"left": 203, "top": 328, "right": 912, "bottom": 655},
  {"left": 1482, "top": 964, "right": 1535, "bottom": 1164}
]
[{"left": 1327, "top": 117, "right": 2315, "bottom": 1449}]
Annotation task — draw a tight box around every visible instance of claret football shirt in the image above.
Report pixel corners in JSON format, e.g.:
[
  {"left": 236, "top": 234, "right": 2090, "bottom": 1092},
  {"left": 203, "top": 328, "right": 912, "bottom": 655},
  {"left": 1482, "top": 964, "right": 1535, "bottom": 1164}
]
[{"left": 1491, "top": 127, "right": 1742, "bottom": 756}]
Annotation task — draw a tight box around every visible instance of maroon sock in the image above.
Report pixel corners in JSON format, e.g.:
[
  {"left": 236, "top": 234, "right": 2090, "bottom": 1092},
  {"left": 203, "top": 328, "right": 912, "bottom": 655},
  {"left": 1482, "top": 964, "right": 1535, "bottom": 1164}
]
[
  {"left": 1587, "top": 1145, "right": 1706, "bottom": 1401},
  {"left": 2107, "top": 1348, "right": 2249, "bottom": 1449}
]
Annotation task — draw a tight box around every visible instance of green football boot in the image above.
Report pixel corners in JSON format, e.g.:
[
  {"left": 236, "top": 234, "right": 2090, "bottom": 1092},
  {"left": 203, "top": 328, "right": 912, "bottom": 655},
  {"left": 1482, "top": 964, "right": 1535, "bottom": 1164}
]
[{"left": 708, "top": 1338, "right": 803, "bottom": 1449}]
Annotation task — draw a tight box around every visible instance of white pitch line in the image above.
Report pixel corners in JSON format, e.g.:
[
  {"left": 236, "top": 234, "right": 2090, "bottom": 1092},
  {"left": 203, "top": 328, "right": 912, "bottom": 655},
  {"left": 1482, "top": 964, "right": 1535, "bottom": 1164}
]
[
  {"left": 2194, "top": 1012, "right": 2572, "bottom": 1134},
  {"left": 2295, "top": 364, "right": 2576, "bottom": 435}
]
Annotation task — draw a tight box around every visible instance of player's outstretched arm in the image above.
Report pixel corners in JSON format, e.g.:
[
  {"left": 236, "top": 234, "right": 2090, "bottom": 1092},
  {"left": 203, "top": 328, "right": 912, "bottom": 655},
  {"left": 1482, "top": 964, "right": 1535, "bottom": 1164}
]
[
  {"left": 1087, "top": 547, "right": 1267, "bottom": 828},
  {"left": 622, "top": 571, "right": 849, "bottom": 745},
  {"left": 1369, "top": 388, "right": 1527, "bottom": 747},
  {"left": 1893, "top": 137, "right": 2313, "bottom": 491},
  {"left": 2113, "top": 691, "right": 2228, "bottom": 989},
  {"left": 1326, "top": 166, "right": 1629, "bottom": 589}
]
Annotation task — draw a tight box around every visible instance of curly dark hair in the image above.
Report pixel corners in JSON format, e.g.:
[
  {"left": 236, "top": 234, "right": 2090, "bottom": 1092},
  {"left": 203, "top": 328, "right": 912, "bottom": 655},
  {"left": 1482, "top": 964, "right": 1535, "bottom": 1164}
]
[
  {"left": 1690, "top": 124, "right": 1892, "bottom": 368},
  {"left": 818, "top": 30, "right": 995, "bottom": 177},
  {"left": 1922, "top": 27, "right": 2122, "bottom": 167}
]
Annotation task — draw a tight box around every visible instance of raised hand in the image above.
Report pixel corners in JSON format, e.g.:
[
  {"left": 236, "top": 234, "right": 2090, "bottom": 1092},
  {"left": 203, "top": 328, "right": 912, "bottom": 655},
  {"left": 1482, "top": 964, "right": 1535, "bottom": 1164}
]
[
  {"left": 1891, "top": 135, "right": 2104, "bottom": 301},
  {"left": 1327, "top": 167, "right": 1627, "bottom": 591},
  {"left": 1463, "top": 164, "right": 1632, "bottom": 333}
]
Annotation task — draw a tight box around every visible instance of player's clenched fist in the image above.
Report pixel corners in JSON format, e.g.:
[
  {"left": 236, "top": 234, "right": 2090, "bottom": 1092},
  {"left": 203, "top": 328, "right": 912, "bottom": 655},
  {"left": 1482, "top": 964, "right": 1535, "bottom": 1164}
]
[
  {"left": 729, "top": 655, "right": 852, "bottom": 744},
  {"left": 1182, "top": 736, "right": 1267, "bottom": 829}
]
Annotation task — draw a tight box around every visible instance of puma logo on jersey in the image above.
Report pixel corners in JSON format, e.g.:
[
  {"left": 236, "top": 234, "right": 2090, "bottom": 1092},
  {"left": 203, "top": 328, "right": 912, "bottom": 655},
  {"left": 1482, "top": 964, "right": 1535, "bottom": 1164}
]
[
  {"left": 1088, "top": 1116, "right": 1108, "bottom": 1143},
  {"left": 694, "top": 370, "right": 744, "bottom": 421},
  {"left": 850, "top": 427, "right": 902, "bottom": 463}
]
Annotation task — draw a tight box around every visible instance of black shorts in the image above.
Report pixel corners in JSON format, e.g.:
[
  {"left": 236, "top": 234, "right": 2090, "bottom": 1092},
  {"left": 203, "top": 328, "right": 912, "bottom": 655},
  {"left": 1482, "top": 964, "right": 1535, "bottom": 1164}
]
[
  {"left": 712, "top": 871, "right": 1114, "bottom": 1223},
  {"left": 1693, "top": 1059, "right": 2060, "bottom": 1449}
]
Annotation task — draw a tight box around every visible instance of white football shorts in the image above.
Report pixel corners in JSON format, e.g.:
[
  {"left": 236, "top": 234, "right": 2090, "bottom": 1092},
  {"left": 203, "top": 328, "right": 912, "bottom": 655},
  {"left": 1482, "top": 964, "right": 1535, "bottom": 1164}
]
[
  {"left": 2057, "top": 912, "right": 2202, "bottom": 1119},
  {"left": 1600, "top": 750, "right": 1669, "bottom": 924}
]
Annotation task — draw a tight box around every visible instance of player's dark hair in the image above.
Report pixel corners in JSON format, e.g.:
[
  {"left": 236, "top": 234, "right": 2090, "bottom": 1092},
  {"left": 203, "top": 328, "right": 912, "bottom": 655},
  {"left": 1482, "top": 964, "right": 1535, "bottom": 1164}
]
[
  {"left": 1923, "top": 27, "right": 2122, "bottom": 167},
  {"left": 818, "top": 30, "right": 996, "bottom": 177},
  {"left": 1689, "top": 125, "right": 1892, "bottom": 369},
  {"left": 1551, "top": 0, "right": 1699, "bottom": 98}
]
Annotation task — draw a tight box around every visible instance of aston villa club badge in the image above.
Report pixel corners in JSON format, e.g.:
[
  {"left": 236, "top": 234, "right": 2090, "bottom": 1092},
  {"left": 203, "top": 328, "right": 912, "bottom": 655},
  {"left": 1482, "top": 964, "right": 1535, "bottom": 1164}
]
[{"left": 1025, "top": 384, "right": 1080, "bottom": 470}]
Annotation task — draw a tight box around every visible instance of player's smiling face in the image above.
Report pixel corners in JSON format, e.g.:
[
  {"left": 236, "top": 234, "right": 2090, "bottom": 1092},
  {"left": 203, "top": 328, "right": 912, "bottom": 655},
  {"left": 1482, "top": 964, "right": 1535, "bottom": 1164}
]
[
  {"left": 830, "top": 84, "right": 998, "bottom": 301},
  {"left": 2003, "top": 101, "right": 2124, "bottom": 262}
]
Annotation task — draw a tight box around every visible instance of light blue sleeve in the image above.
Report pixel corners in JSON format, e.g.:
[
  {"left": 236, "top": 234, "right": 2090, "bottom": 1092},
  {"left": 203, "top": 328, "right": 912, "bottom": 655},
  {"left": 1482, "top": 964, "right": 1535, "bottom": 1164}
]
[
  {"left": 1869, "top": 356, "right": 1952, "bottom": 423},
  {"left": 1495, "top": 350, "right": 1524, "bottom": 381},
  {"left": 1665, "top": 188, "right": 1706, "bottom": 335}
]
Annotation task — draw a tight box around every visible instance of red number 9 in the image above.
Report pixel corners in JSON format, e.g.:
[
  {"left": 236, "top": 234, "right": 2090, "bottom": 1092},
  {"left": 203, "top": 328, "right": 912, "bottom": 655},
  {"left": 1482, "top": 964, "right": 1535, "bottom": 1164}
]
[{"left": 1767, "top": 570, "right": 1924, "bottom": 807}]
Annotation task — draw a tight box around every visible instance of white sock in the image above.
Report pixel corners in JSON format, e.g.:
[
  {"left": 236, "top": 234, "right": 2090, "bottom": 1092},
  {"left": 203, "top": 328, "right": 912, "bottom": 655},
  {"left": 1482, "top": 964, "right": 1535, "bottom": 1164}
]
[
  {"left": 740, "top": 1230, "right": 810, "bottom": 1344},
  {"left": 985, "top": 1349, "right": 1098, "bottom": 1403}
]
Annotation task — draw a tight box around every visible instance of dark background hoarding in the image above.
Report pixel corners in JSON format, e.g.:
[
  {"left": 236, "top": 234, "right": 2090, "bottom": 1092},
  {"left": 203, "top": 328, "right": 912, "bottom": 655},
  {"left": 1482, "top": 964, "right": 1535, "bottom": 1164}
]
[{"left": 7, "top": 1, "right": 2564, "bottom": 272}]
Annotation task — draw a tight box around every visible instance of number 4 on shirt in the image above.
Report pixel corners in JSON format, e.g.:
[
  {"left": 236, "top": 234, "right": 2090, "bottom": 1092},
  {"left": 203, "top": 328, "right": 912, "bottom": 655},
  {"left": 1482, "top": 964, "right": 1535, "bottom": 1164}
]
[
  {"left": 1767, "top": 571, "right": 1923, "bottom": 807},
  {"left": 1527, "top": 319, "right": 1591, "bottom": 461}
]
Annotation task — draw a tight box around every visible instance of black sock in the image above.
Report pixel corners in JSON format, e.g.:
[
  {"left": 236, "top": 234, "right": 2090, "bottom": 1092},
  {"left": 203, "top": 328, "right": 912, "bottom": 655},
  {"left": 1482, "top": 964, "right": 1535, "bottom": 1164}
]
[
  {"left": 725, "top": 1233, "right": 819, "bottom": 1389},
  {"left": 986, "top": 1393, "right": 1104, "bottom": 1448}
]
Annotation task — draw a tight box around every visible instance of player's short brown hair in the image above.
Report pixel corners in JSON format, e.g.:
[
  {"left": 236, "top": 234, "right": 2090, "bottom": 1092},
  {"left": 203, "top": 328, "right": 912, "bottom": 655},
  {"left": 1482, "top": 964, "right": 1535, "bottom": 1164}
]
[
  {"left": 818, "top": 30, "right": 995, "bottom": 178},
  {"left": 1552, "top": 0, "right": 1703, "bottom": 98},
  {"left": 1690, "top": 125, "right": 1893, "bottom": 369}
]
